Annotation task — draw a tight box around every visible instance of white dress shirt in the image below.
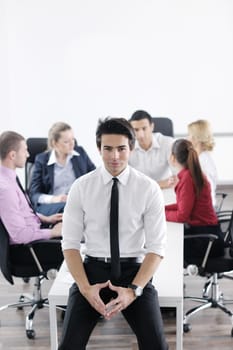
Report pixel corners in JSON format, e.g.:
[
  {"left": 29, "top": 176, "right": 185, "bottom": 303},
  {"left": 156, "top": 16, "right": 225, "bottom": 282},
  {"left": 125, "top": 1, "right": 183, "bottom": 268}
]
[
  {"left": 61, "top": 165, "right": 167, "bottom": 259},
  {"left": 129, "top": 133, "right": 174, "bottom": 181},
  {"left": 199, "top": 151, "right": 218, "bottom": 207}
]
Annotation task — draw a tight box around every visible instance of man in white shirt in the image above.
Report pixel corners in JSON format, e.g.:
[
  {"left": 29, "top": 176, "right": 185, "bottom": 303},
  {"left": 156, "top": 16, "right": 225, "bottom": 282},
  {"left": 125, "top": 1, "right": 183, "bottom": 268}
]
[
  {"left": 129, "top": 110, "right": 177, "bottom": 189},
  {"left": 58, "top": 118, "right": 168, "bottom": 350}
]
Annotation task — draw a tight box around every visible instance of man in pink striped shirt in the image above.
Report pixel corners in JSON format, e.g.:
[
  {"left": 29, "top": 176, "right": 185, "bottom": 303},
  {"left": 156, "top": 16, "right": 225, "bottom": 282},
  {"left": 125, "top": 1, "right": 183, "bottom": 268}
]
[{"left": 0, "top": 131, "right": 62, "bottom": 244}]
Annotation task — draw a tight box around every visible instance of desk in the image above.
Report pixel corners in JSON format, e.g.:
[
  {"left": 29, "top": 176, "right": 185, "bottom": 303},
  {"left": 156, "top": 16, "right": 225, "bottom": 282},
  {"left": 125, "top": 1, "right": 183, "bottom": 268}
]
[
  {"left": 153, "top": 222, "right": 183, "bottom": 350},
  {"left": 48, "top": 221, "right": 183, "bottom": 350}
]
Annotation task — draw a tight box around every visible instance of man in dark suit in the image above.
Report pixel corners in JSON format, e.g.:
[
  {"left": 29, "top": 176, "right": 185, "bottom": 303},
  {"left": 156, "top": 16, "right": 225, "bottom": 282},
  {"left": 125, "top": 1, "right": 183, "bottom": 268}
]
[{"left": 29, "top": 122, "right": 95, "bottom": 215}]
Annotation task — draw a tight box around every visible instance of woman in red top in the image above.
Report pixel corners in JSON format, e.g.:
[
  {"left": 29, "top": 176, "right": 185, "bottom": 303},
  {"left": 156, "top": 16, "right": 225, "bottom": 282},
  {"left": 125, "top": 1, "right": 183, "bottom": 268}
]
[{"left": 165, "top": 138, "right": 224, "bottom": 260}]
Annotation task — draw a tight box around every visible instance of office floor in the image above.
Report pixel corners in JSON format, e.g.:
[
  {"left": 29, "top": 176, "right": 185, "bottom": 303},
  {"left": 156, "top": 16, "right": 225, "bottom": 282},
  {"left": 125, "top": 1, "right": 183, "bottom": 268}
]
[{"left": 0, "top": 186, "right": 233, "bottom": 349}]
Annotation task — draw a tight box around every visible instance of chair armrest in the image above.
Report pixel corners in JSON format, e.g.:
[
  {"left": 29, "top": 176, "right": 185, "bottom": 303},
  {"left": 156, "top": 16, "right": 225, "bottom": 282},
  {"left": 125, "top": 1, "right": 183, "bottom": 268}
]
[
  {"left": 11, "top": 239, "right": 62, "bottom": 278},
  {"left": 184, "top": 233, "right": 219, "bottom": 272},
  {"left": 10, "top": 238, "right": 61, "bottom": 249},
  {"left": 216, "top": 192, "right": 227, "bottom": 199},
  {"left": 28, "top": 239, "right": 62, "bottom": 276},
  {"left": 184, "top": 233, "right": 218, "bottom": 241},
  {"left": 26, "top": 238, "right": 62, "bottom": 246},
  {"left": 217, "top": 210, "right": 232, "bottom": 219}
]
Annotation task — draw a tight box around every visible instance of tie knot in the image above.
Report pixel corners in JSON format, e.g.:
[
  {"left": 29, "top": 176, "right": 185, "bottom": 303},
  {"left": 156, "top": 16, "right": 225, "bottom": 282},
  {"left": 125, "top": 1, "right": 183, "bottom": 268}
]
[{"left": 112, "top": 177, "right": 118, "bottom": 184}]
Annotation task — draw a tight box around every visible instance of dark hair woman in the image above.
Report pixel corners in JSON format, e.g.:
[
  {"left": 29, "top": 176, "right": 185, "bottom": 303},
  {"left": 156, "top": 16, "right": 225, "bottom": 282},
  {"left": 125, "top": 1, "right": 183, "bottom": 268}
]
[{"left": 165, "top": 138, "right": 224, "bottom": 261}]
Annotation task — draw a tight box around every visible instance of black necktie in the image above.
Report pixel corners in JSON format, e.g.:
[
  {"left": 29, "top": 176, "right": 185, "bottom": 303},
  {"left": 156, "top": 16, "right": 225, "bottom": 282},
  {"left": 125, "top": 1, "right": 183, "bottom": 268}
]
[
  {"left": 16, "top": 176, "right": 37, "bottom": 214},
  {"left": 110, "top": 177, "right": 121, "bottom": 280}
]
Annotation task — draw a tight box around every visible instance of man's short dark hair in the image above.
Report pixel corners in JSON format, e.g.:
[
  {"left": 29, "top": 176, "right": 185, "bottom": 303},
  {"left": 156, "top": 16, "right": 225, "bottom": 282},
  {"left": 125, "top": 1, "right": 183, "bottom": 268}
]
[
  {"left": 0, "top": 131, "right": 25, "bottom": 160},
  {"left": 129, "top": 110, "right": 153, "bottom": 124},
  {"left": 96, "top": 117, "right": 135, "bottom": 150}
]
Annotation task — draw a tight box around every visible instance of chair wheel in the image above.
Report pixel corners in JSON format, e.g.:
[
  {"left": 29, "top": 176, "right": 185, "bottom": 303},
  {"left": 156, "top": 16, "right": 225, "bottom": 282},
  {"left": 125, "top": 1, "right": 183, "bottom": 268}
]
[
  {"left": 183, "top": 323, "right": 191, "bottom": 333},
  {"left": 26, "top": 329, "right": 36, "bottom": 339},
  {"left": 17, "top": 295, "right": 25, "bottom": 310}
]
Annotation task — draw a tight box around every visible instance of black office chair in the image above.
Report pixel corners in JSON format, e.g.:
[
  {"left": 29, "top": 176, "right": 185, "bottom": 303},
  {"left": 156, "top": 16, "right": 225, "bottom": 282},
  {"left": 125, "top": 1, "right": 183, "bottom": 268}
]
[
  {"left": 152, "top": 117, "right": 174, "bottom": 137},
  {"left": 25, "top": 137, "right": 48, "bottom": 192},
  {"left": 0, "top": 219, "right": 64, "bottom": 339},
  {"left": 216, "top": 192, "right": 228, "bottom": 212},
  {"left": 183, "top": 210, "right": 233, "bottom": 336}
]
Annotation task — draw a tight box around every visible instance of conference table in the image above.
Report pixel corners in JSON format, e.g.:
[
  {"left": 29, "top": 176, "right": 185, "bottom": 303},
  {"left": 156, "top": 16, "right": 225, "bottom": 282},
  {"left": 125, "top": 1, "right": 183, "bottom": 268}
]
[{"left": 48, "top": 189, "right": 183, "bottom": 350}]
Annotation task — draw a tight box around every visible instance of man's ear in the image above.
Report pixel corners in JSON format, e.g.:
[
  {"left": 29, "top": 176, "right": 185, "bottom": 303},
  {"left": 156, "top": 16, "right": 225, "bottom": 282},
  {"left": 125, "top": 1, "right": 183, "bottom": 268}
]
[
  {"left": 151, "top": 122, "right": 154, "bottom": 132},
  {"left": 8, "top": 150, "right": 16, "bottom": 160},
  {"left": 169, "top": 153, "right": 175, "bottom": 165}
]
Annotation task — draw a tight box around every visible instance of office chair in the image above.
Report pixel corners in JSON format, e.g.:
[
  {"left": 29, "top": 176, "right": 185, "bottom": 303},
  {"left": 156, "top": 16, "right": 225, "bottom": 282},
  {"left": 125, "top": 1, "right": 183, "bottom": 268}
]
[
  {"left": 152, "top": 117, "right": 174, "bottom": 137},
  {"left": 0, "top": 219, "right": 64, "bottom": 339},
  {"left": 25, "top": 137, "right": 48, "bottom": 191},
  {"left": 216, "top": 192, "right": 228, "bottom": 212},
  {"left": 183, "top": 210, "right": 233, "bottom": 336}
]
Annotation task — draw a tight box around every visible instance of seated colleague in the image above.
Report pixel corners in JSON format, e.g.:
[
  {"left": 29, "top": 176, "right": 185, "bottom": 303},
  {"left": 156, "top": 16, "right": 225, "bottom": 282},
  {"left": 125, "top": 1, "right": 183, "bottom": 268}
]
[
  {"left": 0, "top": 131, "right": 62, "bottom": 246},
  {"left": 58, "top": 117, "right": 168, "bottom": 350},
  {"left": 128, "top": 110, "right": 177, "bottom": 189},
  {"left": 187, "top": 119, "right": 217, "bottom": 208},
  {"left": 165, "top": 138, "right": 224, "bottom": 261},
  {"left": 29, "top": 122, "right": 96, "bottom": 215}
]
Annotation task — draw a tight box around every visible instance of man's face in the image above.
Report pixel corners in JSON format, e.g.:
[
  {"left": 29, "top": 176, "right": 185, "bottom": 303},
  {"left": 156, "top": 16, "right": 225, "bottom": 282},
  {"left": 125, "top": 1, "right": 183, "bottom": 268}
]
[
  {"left": 130, "top": 118, "right": 154, "bottom": 150},
  {"left": 14, "top": 140, "right": 29, "bottom": 168},
  {"left": 99, "top": 134, "right": 131, "bottom": 176}
]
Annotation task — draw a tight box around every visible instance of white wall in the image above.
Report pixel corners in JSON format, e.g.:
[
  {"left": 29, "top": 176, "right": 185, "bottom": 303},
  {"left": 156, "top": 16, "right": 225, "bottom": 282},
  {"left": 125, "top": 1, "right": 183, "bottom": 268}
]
[{"left": 1, "top": 0, "right": 233, "bottom": 183}]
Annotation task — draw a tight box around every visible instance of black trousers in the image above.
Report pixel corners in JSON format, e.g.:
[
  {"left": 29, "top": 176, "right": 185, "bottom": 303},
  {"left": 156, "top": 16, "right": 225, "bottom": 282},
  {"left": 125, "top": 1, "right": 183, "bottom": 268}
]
[{"left": 58, "top": 260, "right": 168, "bottom": 350}]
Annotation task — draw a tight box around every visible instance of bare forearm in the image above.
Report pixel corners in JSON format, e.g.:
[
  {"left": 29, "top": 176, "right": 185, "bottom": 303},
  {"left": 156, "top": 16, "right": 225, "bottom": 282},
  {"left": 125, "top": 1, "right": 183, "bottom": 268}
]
[
  {"left": 63, "top": 249, "right": 90, "bottom": 294},
  {"left": 63, "top": 249, "right": 109, "bottom": 317},
  {"left": 132, "top": 252, "right": 162, "bottom": 287}
]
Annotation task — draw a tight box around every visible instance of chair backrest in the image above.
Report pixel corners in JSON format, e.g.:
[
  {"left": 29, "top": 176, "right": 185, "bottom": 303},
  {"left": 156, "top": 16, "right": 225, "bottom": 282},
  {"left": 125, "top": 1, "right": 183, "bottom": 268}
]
[
  {"left": 25, "top": 138, "right": 48, "bottom": 191},
  {"left": 229, "top": 212, "right": 233, "bottom": 256},
  {"left": 215, "top": 192, "right": 228, "bottom": 212},
  {"left": 152, "top": 117, "right": 174, "bottom": 137},
  {"left": 224, "top": 210, "right": 233, "bottom": 252},
  {"left": 0, "top": 219, "right": 14, "bottom": 284}
]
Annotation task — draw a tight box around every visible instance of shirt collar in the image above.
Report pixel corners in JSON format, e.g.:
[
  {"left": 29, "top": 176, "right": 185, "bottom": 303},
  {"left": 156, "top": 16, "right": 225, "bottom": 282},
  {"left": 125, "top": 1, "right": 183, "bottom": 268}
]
[
  {"left": 0, "top": 165, "right": 17, "bottom": 180},
  {"left": 101, "top": 165, "right": 130, "bottom": 186},
  {"left": 47, "top": 149, "right": 80, "bottom": 165},
  {"left": 134, "top": 134, "right": 160, "bottom": 151}
]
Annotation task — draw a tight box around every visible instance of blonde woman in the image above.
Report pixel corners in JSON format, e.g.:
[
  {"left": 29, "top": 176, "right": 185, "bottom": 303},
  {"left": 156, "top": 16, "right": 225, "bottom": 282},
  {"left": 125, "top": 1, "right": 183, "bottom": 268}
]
[
  {"left": 187, "top": 119, "right": 217, "bottom": 208},
  {"left": 29, "top": 122, "right": 95, "bottom": 215}
]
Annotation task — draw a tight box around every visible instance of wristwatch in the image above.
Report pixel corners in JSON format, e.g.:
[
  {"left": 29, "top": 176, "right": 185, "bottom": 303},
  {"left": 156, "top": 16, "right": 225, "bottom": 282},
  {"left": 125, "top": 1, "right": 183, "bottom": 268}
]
[{"left": 128, "top": 284, "right": 143, "bottom": 298}]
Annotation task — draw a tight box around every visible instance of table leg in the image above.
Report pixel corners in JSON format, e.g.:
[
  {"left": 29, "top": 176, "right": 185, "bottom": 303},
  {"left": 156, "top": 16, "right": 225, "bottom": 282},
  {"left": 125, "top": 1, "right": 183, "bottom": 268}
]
[
  {"left": 49, "top": 300, "right": 58, "bottom": 350},
  {"left": 176, "top": 300, "right": 183, "bottom": 350}
]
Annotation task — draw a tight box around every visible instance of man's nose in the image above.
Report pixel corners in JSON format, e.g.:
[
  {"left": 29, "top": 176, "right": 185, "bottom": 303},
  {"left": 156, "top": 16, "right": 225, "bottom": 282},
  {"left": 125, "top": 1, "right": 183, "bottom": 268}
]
[
  {"left": 112, "top": 149, "right": 120, "bottom": 159},
  {"left": 136, "top": 130, "right": 144, "bottom": 138}
]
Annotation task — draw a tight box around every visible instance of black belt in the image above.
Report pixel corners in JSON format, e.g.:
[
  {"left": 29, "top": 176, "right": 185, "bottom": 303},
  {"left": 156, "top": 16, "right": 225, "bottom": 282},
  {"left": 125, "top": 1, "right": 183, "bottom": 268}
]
[{"left": 85, "top": 255, "right": 141, "bottom": 264}]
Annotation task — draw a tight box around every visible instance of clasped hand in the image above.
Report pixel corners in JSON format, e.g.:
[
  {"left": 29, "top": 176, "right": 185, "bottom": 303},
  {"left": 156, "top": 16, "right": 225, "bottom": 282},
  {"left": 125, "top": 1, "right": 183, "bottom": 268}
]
[{"left": 83, "top": 280, "right": 135, "bottom": 320}]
